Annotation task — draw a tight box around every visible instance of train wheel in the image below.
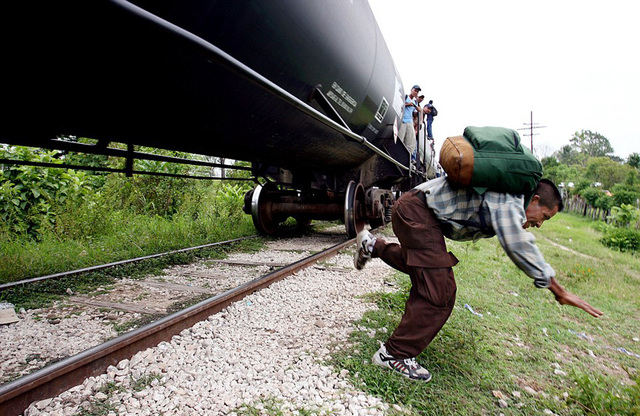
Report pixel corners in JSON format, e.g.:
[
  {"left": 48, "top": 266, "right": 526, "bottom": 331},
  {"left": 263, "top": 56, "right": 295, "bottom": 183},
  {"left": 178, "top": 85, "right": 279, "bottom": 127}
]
[
  {"left": 250, "top": 184, "right": 279, "bottom": 235},
  {"left": 344, "top": 181, "right": 366, "bottom": 238}
]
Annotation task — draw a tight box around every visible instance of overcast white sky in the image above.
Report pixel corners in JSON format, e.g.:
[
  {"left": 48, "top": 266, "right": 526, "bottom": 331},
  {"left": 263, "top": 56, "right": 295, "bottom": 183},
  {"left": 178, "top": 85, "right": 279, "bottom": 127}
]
[{"left": 368, "top": 0, "right": 639, "bottom": 160}]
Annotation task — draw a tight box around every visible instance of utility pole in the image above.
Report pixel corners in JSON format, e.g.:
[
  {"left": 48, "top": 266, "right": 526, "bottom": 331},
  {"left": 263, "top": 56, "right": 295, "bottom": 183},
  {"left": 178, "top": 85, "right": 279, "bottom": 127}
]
[{"left": 517, "top": 111, "right": 546, "bottom": 152}]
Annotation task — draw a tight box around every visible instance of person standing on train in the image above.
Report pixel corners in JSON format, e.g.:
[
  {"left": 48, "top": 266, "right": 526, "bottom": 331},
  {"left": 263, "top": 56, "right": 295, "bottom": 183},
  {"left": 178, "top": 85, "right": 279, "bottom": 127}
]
[
  {"left": 399, "top": 85, "right": 420, "bottom": 163},
  {"left": 425, "top": 99, "right": 437, "bottom": 140}
]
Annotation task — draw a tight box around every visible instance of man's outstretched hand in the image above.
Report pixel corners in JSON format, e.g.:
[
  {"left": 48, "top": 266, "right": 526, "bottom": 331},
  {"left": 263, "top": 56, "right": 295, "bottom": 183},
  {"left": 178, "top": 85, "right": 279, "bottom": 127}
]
[{"left": 548, "top": 278, "right": 604, "bottom": 318}]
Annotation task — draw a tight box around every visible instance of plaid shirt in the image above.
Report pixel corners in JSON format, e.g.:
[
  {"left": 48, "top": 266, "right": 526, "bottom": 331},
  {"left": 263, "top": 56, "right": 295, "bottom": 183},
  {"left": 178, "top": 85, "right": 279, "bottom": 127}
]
[{"left": 415, "top": 177, "right": 553, "bottom": 288}]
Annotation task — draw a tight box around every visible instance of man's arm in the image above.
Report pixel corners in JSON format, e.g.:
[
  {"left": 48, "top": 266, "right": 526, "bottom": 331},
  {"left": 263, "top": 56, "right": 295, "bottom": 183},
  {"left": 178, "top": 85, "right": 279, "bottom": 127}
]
[
  {"left": 483, "top": 194, "right": 603, "bottom": 318},
  {"left": 487, "top": 195, "right": 554, "bottom": 288},
  {"left": 548, "top": 277, "right": 604, "bottom": 317}
]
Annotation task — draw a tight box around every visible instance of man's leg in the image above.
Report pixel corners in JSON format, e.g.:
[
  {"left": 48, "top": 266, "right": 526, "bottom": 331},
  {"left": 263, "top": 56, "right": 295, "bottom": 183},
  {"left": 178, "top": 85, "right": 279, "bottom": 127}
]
[
  {"left": 398, "top": 122, "right": 416, "bottom": 161},
  {"left": 385, "top": 265, "right": 456, "bottom": 358},
  {"left": 371, "top": 239, "right": 408, "bottom": 274},
  {"left": 398, "top": 122, "right": 408, "bottom": 147},
  {"left": 382, "top": 190, "right": 458, "bottom": 359},
  {"left": 369, "top": 233, "right": 456, "bottom": 359},
  {"left": 405, "top": 126, "right": 417, "bottom": 158}
]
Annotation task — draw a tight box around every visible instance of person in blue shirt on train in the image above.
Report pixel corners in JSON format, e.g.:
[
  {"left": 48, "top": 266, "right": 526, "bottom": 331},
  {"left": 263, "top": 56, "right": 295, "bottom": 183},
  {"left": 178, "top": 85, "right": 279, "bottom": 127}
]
[{"left": 399, "top": 85, "right": 421, "bottom": 163}]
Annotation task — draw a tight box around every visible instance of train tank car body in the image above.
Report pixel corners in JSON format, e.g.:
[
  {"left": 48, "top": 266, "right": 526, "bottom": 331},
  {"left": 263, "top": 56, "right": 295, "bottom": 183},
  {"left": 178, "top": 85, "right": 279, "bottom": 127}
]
[{"left": 2, "top": 0, "right": 434, "bottom": 236}]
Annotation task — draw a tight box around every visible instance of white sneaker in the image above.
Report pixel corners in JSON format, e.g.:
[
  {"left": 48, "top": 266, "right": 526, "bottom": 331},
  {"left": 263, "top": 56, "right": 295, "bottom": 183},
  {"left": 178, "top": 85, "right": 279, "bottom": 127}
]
[
  {"left": 354, "top": 230, "right": 375, "bottom": 270},
  {"left": 372, "top": 343, "right": 432, "bottom": 382}
]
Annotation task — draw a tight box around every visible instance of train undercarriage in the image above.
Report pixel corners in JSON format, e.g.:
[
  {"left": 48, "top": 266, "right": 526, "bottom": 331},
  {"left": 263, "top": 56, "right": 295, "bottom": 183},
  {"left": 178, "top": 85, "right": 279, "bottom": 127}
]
[
  {"left": 243, "top": 143, "right": 434, "bottom": 237},
  {"left": 243, "top": 181, "right": 394, "bottom": 237}
]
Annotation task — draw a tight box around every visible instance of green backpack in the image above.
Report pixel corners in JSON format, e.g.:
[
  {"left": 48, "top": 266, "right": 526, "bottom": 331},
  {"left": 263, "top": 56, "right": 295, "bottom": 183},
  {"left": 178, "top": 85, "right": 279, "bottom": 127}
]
[{"left": 439, "top": 126, "right": 543, "bottom": 195}]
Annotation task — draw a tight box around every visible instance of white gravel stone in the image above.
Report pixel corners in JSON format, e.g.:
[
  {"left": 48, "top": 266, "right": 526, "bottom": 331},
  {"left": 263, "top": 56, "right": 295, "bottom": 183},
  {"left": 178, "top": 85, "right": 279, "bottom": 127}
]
[
  {"left": 19, "top": 236, "right": 404, "bottom": 415},
  {"left": 0, "top": 306, "right": 118, "bottom": 382}
]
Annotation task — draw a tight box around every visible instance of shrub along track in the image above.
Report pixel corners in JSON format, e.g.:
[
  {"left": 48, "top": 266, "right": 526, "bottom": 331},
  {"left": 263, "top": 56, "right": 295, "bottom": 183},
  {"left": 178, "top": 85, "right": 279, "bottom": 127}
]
[{"left": 0, "top": 229, "right": 354, "bottom": 416}]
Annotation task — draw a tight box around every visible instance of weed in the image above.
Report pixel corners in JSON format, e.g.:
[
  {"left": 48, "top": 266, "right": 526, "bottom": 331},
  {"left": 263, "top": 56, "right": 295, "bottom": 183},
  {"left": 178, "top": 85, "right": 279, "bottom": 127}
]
[
  {"left": 569, "top": 369, "right": 640, "bottom": 415},
  {"left": 112, "top": 313, "right": 163, "bottom": 336},
  {"left": 24, "top": 353, "right": 43, "bottom": 363},
  {"left": 235, "top": 396, "right": 320, "bottom": 415},
  {"left": 111, "top": 321, "right": 139, "bottom": 335},
  {"left": 131, "top": 373, "right": 163, "bottom": 392},
  {"left": 76, "top": 381, "right": 126, "bottom": 416},
  {"left": 565, "top": 264, "right": 597, "bottom": 282},
  {"left": 166, "top": 293, "right": 213, "bottom": 315}
]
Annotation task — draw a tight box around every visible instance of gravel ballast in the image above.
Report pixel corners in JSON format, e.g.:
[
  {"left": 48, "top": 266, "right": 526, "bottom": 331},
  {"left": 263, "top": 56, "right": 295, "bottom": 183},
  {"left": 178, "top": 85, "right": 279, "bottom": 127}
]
[{"left": 19, "top": 236, "right": 404, "bottom": 415}]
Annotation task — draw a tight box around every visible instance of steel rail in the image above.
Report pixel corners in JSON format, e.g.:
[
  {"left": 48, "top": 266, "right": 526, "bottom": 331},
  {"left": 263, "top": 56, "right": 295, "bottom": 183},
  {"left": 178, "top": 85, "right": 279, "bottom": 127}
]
[
  {"left": 108, "top": 0, "right": 410, "bottom": 173},
  {"left": 0, "top": 237, "right": 355, "bottom": 416},
  {"left": 0, "top": 236, "right": 257, "bottom": 291}
]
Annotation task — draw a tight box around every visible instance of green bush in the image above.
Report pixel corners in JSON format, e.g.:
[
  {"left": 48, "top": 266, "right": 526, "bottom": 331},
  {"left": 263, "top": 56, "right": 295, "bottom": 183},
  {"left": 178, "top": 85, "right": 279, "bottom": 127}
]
[
  {"left": 0, "top": 146, "right": 92, "bottom": 238},
  {"left": 54, "top": 195, "right": 122, "bottom": 240},
  {"left": 1, "top": 144, "right": 258, "bottom": 281},
  {"left": 100, "top": 174, "right": 199, "bottom": 217},
  {"left": 214, "top": 182, "right": 251, "bottom": 218},
  {"left": 580, "top": 187, "right": 604, "bottom": 206},
  {"left": 600, "top": 227, "right": 640, "bottom": 252},
  {"left": 607, "top": 204, "right": 640, "bottom": 228},
  {"left": 595, "top": 194, "right": 614, "bottom": 211},
  {"left": 0, "top": 180, "right": 256, "bottom": 282},
  {"left": 572, "top": 179, "right": 593, "bottom": 196},
  {"left": 612, "top": 189, "right": 640, "bottom": 207},
  {"left": 592, "top": 221, "right": 613, "bottom": 234}
]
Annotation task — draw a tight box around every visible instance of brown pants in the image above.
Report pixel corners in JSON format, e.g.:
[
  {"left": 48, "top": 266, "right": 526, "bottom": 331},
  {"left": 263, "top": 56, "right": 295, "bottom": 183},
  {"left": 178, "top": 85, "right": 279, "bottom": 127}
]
[{"left": 372, "top": 189, "right": 459, "bottom": 359}]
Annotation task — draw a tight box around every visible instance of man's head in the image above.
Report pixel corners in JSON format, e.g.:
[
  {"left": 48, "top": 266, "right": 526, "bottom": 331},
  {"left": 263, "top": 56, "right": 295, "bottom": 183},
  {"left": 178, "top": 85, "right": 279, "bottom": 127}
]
[
  {"left": 523, "top": 179, "right": 564, "bottom": 229},
  {"left": 410, "top": 85, "right": 421, "bottom": 97}
]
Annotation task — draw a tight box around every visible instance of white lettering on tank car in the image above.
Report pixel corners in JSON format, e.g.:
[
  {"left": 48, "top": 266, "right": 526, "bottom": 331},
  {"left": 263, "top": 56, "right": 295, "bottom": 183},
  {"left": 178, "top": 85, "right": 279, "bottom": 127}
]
[
  {"left": 327, "top": 90, "right": 354, "bottom": 114},
  {"left": 374, "top": 97, "right": 389, "bottom": 123},
  {"left": 330, "top": 82, "right": 357, "bottom": 108},
  {"left": 366, "top": 123, "right": 379, "bottom": 135}
]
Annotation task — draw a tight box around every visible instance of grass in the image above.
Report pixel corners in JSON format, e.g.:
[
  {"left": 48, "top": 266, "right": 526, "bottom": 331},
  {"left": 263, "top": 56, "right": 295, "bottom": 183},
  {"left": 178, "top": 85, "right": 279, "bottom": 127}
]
[
  {"left": 331, "top": 212, "right": 640, "bottom": 415},
  {"left": 235, "top": 397, "right": 320, "bottom": 415},
  {"left": 0, "top": 211, "right": 258, "bottom": 284},
  {"left": 76, "top": 374, "right": 163, "bottom": 416}
]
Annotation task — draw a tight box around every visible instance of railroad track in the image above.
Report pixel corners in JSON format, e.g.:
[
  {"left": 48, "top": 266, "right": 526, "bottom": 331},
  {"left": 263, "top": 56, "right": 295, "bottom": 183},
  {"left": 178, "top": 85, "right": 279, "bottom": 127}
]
[{"left": 0, "top": 229, "right": 355, "bottom": 416}]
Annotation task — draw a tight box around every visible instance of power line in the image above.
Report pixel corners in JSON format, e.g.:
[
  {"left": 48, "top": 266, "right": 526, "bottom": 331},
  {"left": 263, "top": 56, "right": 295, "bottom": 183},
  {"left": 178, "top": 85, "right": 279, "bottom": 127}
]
[{"left": 517, "top": 111, "right": 546, "bottom": 152}]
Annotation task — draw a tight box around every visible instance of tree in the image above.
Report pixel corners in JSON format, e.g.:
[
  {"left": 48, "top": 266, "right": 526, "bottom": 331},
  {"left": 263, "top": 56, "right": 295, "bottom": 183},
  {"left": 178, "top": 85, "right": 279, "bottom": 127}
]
[
  {"left": 610, "top": 183, "right": 640, "bottom": 207},
  {"left": 543, "top": 163, "right": 581, "bottom": 188},
  {"left": 570, "top": 130, "right": 614, "bottom": 158},
  {"left": 584, "top": 157, "right": 636, "bottom": 190},
  {"left": 541, "top": 156, "right": 559, "bottom": 169},
  {"left": 628, "top": 152, "right": 640, "bottom": 169},
  {"left": 534, "top": 143, "right": 554, "bottom": 159},
  {"left": 580, "top": 187, "right": 603, "bottom": 206},
  {"left": 554, "top": 144, "right": 587, "bottom": 166}
]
